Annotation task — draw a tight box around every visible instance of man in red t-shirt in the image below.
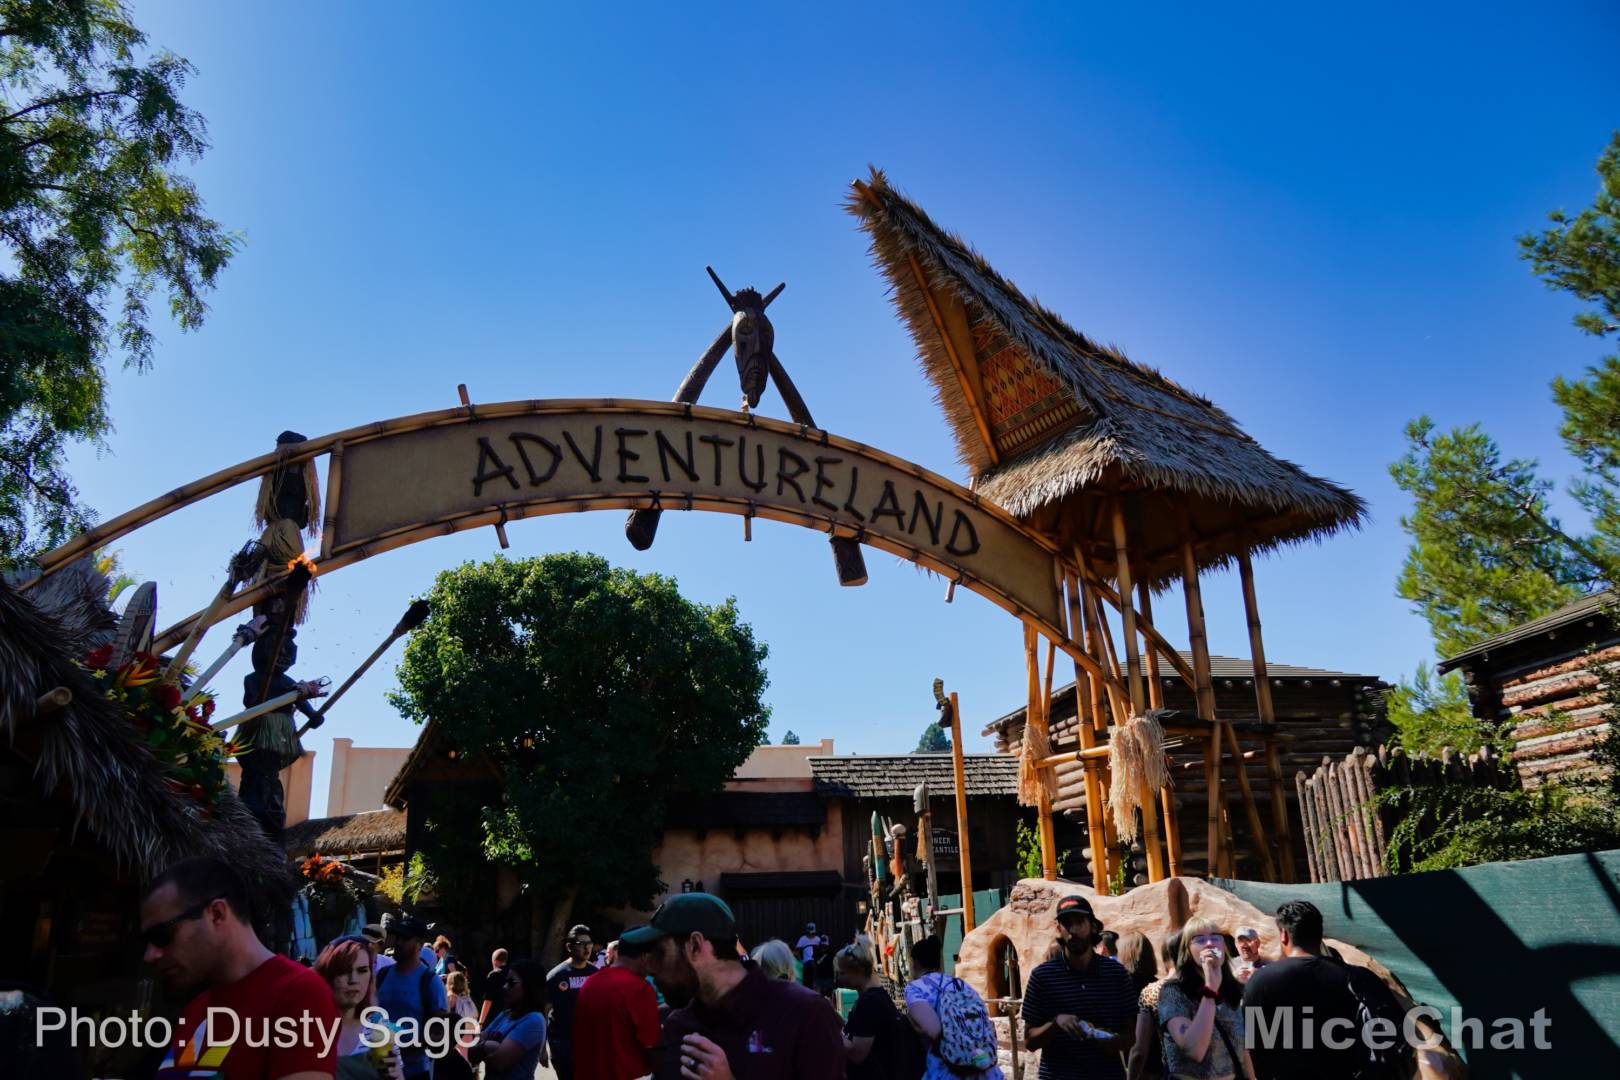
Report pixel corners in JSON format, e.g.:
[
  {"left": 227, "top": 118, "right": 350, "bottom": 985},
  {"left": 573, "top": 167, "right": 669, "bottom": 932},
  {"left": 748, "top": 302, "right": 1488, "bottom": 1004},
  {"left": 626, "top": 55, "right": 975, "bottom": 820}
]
[
  {"left": 573, "top": 932, "right": 661, "bottom": 1080},
  {"left": 141, "top": 856, "right": 339, "bottom": 1080}
]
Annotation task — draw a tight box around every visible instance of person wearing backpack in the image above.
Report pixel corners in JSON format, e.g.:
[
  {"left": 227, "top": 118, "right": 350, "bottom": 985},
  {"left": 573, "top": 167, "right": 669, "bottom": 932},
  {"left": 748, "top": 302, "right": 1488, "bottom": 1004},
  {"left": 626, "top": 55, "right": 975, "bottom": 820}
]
[
  {"left": 902, "top": 935, "right": 1004, "bottom": 1080},
  {"left": 1020, "top": 895, "right": 1136, "bottom": 1079},
  {"left": 1239, "top": 901, "right": 1366, "bottom": 1080},
  {"left": 377, "top": 914, "right": 449, "bottom": 1080}
]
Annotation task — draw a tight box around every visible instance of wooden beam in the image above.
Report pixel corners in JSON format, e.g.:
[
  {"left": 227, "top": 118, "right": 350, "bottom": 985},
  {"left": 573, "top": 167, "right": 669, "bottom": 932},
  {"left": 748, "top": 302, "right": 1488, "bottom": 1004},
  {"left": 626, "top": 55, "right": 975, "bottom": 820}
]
[
  {"left": 948, "top": 692, "right": 977, "bottom": 928},
  {"left": 1138, "top": 579, "right": 1165, "bottom": 711},
  {"left": 1223, "top": 719, "right": 1278, "bottom": 882},
  {"left": 1072, "top": 564, "right": 1198, "bottom": 688},
  {"left": 1069, "top": 572, "right": 1111, "bottom": 894},
  {"left": 320, "top": 440, "right": 345, "bottom": 561},
  {"left": 1024, "top": 627, "right": 1058, "bottom": 881},
  {"left": 1178, "top": 506, "right": 1224, "bottom": 877},
  {"left": 1110, "top": 500, "right": 1146, "bottom": 716},
  {"left": 1239, "top": 547, "right": 1299, "bottom": 882}
]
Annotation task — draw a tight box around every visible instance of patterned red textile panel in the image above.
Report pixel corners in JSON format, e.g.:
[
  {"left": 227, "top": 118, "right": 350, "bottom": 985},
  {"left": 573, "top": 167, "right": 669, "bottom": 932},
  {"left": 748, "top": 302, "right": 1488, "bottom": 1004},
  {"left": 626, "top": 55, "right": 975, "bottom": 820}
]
[{"left": 971, "top": 310, "right": 1084, "bottom": 460}]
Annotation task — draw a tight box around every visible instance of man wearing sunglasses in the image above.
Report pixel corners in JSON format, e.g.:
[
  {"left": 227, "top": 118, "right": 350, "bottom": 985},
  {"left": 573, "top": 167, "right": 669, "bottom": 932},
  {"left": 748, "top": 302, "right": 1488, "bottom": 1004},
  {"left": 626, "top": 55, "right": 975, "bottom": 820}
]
[{"left": 143, "top": 856, "right": 339, "bottom": 1079}]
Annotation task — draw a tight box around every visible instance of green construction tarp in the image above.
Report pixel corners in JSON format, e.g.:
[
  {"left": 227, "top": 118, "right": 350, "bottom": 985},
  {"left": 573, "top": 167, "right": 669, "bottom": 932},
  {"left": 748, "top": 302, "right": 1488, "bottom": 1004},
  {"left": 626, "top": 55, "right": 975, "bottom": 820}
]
[
  {"left": 939, "top": 888, "right": 1007, "bottom": 977},
  {"left": 1215, "top": 849, "right": 1620, "bottom": 1079}
]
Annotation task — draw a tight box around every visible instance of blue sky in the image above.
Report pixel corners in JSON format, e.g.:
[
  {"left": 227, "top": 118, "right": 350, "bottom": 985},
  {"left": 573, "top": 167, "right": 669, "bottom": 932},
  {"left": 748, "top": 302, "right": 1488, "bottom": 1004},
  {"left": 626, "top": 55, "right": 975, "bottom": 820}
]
[{"left": 66, "top": 3, "right": 1620, "bottom": 815}]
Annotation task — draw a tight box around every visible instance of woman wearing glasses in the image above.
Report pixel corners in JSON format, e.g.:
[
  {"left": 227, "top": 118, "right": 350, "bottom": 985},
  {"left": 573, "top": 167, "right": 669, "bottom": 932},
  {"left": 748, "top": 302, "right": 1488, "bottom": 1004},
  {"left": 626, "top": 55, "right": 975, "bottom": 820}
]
[{"left": 314, "top": 937, "right": 405, "bottom": 1080}]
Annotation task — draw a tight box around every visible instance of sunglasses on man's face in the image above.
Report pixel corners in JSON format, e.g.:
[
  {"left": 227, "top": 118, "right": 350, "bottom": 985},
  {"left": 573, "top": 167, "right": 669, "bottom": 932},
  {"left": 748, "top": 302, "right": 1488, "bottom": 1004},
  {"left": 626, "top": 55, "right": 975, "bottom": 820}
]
[{"left": 141, "top": 896, "right": 223, "bottom": 949}]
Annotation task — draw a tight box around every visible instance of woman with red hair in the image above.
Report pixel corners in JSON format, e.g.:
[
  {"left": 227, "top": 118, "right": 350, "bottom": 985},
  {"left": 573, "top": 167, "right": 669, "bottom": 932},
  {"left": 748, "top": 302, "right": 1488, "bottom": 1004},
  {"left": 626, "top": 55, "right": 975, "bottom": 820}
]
[{"left": 315, "top": 937, "right": 405, "bottom": 1080}]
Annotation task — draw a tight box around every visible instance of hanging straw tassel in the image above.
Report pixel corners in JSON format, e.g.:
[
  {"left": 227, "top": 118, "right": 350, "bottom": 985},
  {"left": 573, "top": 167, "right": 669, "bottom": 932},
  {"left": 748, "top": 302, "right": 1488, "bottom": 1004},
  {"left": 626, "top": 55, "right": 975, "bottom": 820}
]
[{"left": 1107, "top": 711, "right": 1170, "bottom": 841}]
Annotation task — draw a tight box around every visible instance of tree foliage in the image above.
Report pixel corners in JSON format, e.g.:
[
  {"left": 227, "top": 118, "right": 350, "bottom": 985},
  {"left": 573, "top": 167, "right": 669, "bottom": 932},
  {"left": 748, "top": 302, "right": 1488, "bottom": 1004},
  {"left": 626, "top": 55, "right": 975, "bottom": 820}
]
[
  {"left": 389, "top": 554, "right": 770, "bottom": 920},
  {"left": 1519, "top": 131, "right": 1620, "bottom": 340},
  {"left": 1389, "top": 419, "right": 1594, "bottom": 657},
  {"left": 780, "top": 730, "right": 801, "bottom": 745},
  {"left": 1, "top": 0, "right": 235, "bottom": 565},
  {"left": 915, "top": 721, "right": 950, "bottom": 753},
  {"left": 1385, "top": 662, "right": 1498, "bottom": 758}
]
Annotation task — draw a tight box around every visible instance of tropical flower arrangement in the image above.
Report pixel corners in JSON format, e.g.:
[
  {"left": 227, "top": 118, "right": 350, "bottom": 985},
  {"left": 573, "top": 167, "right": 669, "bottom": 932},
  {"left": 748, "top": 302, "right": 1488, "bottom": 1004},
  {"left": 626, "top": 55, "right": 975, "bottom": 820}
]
[
  {"left": 84, "top": 646, "right": 244, "bottom": 807},
  {"left": 300, "top": 854, "right": 369, "bottom": 929}
]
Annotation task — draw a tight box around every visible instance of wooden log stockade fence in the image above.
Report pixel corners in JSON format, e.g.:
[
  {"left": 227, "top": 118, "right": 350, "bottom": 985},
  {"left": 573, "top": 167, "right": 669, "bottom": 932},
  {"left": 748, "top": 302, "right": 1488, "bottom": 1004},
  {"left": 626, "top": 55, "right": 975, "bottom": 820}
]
[{"left": 1297, "top": 743, "right": 1515, "bottom": 883}]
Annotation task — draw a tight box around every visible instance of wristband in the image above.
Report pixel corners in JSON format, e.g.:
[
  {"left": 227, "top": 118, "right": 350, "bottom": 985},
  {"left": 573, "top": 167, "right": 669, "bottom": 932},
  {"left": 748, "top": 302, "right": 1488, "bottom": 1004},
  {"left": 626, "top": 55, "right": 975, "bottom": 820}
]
[{"left": 1200, "top": 985, "right": 1221, "bottom": 1001}]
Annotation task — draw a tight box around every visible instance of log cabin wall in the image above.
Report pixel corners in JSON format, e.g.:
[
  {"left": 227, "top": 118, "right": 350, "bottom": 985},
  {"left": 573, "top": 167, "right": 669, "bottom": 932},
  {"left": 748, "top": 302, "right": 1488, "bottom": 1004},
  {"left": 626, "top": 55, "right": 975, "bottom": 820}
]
[
  {"left": 1439, "top": 594, "right": 1619, "bottom": 790},
  {"left": 986, "top": 654, "right": 1387, "bottom": 882}
]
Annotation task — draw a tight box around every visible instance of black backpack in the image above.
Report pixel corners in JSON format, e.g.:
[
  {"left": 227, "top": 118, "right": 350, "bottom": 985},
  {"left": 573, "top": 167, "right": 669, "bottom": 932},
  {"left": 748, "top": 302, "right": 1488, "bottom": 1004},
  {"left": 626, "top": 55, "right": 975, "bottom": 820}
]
[{"left": 1338, "top": 961, "right": 1416, "bottom": 1080}]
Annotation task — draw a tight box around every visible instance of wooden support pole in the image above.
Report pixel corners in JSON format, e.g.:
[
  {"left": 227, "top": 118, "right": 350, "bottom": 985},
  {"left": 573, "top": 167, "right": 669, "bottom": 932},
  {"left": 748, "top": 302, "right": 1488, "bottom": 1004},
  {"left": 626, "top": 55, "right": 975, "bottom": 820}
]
[
  {"left": 34, "top": 687, "right": 72, "bottom": 716},
  {"left": 1024, "top": 628, "right": 1059, "bottom": 881},
  {"left": 1178, "top": 512, "right": 1224, "bottom": 878},
  {"left": 1238, "top": 548, "right": 1298, "bottom": 881},
  {"left": 1138, "top": 580, "right": 1165, "bottom": 711},
  {"left": 947, "top": 692, "right": 978, "bottom": 927},
  {"left": 1068, "top": 573, "right": 1110, "bottom": 893},
  {"left": 1110, "top": 500, "right": 1146, "bottom": 716},
  {"left": 1222, "top": 720, "right": 1277, "bottom": 881}
]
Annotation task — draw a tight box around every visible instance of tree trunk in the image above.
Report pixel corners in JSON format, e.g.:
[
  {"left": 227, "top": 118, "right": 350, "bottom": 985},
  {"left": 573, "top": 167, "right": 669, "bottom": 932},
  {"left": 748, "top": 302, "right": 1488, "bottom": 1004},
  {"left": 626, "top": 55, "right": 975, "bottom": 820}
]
[{"left": 543, "top": 885, "right": 580, "bottom": 966}]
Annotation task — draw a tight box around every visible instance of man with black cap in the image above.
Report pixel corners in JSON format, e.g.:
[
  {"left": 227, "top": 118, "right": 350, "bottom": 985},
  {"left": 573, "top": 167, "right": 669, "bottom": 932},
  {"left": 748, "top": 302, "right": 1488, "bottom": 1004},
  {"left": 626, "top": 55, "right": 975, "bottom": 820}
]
[
  {"left": 377, "top": 913, "right": 448, "bottom": 1080},
  {"left": 625, "top": 893, "right": 843, "bottom": 1079},
  {"left": 1020, "top": 895, "right": 1136, "bottom": 1079}
]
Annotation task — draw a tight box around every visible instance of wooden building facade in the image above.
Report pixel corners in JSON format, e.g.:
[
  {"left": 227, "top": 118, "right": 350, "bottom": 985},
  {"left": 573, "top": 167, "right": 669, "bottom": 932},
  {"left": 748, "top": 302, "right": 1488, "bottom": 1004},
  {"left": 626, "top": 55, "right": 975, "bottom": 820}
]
[
  {"left": 986, "top": 653, "right": 1386, "bottom": 882},
  {"left": 1438, "top": 591, "right": 1617, "bottom": 789}
]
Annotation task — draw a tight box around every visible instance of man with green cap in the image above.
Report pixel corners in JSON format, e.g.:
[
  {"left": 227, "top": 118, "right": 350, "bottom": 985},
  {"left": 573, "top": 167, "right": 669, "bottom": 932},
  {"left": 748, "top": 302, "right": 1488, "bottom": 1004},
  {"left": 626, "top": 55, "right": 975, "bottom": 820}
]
[{"left": 623, "top": 893, "right": 843, "bottom": 1079}]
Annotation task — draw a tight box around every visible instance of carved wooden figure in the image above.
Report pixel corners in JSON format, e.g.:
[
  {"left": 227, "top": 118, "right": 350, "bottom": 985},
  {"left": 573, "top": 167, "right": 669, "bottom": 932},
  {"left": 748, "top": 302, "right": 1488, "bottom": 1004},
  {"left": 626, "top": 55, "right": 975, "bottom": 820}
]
[{"left": 625, "top": 268, "right": 869, "bottom": 585}]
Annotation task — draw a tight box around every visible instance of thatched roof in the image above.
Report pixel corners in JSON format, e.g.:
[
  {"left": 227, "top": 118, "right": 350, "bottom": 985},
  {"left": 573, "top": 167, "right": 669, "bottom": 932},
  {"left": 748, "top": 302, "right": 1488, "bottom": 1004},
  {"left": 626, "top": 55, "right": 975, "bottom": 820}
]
[
  {"left": 809, "top": 753, "right": 1017, "bottom": 798},
  {"left": 285, "top": 808, "right": 407, "bottom": 858},
  {"left": 848, "top": 170, "right": 1366, "bottom": 582},
  {"left": 0, "top": 571, "right": 292, "bottom": 894}
]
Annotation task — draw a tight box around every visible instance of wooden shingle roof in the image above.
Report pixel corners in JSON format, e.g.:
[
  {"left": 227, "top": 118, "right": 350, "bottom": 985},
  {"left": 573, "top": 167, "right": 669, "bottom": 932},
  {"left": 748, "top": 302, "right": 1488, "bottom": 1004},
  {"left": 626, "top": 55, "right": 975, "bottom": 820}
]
[{"left": 808, "top": 754, "right": 1017, "bottom": 798}]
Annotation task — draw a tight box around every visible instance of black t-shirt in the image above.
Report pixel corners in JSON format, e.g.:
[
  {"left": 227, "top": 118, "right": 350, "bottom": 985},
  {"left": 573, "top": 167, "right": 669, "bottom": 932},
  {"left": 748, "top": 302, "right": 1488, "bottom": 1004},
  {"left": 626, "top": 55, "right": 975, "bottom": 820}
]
[
  {"left": 547, "top": 960, "right": 597, "bottom": 1057},
  {"left": 845, "top": 986, "right": 899, "bottom": 1080},
  {"left": 484, "top": 965, "right": 509, "bottom": 1007},
  {"left": 1240, "top": 955, "right": 1361, "bottom": 1080}
]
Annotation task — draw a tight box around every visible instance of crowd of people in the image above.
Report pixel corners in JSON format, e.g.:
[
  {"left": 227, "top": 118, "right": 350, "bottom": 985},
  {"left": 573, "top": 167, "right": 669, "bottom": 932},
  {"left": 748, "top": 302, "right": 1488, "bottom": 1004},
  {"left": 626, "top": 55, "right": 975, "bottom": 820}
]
[{"left": 132, "top": 856, "right": 1428, "bottom": 1080}]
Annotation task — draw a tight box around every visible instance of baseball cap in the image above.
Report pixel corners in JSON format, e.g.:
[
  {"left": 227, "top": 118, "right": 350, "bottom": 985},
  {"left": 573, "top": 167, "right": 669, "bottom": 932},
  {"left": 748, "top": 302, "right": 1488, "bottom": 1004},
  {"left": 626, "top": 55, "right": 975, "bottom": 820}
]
[
  {"left": 1055, "top": 895, "right": 1096, "bottom": 922},
  {"left": 620, "top": 893, "right": 737, "bottom": 948},
  {"left": 361, "top": 923, "right": 385, "bottom": 943},
  {"left": 390, "top": 913, "right": 430, "bottom": 940},
  {"left": 1235, "top": 926, "right": 1260, "bottom": 940}
]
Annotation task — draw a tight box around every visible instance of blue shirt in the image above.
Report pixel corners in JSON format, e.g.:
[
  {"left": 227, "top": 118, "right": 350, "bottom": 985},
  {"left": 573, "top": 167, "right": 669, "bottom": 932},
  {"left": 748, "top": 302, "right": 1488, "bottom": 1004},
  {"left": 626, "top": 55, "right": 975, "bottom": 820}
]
[
  {"left": 375, "top": 961, "right": 448, "bottom": 1077},
  {"left": 484, "top": 1010, "right": 549, "bottom": 1080}
]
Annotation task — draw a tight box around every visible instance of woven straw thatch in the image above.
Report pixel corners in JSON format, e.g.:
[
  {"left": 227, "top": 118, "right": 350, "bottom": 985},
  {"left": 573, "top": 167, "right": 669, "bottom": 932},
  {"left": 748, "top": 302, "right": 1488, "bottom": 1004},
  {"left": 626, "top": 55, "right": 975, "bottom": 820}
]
[
  {"left": 848, "top": 170, "right": 1366, "bottom": 582},
  {"left": 285, "top": 808, "right": 406, "bottom": 858},
  {"left": 0, "top": 573, "right": 292, "bottom": 893}
]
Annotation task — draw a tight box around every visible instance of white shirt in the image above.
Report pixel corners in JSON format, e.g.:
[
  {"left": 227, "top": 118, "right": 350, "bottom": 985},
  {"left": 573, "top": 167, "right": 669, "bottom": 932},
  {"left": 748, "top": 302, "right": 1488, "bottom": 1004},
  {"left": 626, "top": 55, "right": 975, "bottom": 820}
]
[{"left": 795, "top": 935, "right": 818, "bottom": 962}]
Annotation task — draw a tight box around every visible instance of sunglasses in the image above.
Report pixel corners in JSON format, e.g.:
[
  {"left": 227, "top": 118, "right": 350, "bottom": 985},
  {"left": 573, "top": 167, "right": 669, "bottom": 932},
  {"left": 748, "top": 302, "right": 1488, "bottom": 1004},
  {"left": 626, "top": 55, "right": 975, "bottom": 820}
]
[{"left": 141, "top": 896, "right": 223, "bottom": 948}]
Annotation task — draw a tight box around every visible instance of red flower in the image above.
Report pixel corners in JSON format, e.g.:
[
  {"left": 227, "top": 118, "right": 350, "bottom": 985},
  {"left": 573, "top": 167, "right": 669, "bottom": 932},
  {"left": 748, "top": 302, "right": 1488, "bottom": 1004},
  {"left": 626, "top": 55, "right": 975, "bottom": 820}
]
[
  {"left": 155, "top": 683, "right": 183, "bottom": 711},
  {"left": 86, "top": 645, "right": 113, "bottom": 669}
]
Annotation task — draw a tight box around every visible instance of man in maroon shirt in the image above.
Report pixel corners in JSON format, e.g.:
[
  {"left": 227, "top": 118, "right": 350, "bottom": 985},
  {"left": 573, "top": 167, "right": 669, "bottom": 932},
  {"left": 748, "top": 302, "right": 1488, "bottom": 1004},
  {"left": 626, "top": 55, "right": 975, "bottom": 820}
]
[
  {"left": 574, "top": 930, "right": 661, "bottom": 1080},
  {"left": 626, "top": 893, "right": 843, "bottom": 1079},
  {"left": 141, "top": 856, "right": 339, "bottom": 1080}
]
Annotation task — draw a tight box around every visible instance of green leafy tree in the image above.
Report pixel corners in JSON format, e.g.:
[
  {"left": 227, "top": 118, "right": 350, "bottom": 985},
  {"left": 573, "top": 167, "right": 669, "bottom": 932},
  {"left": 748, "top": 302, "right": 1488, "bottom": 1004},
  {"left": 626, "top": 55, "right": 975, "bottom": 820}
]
[
  {"left": 1, "top": 0, "right": 235, "bottom": 566},
  {"left": 781, "top": 730, "right": 801, "bottom": 745},
  {"left": 1385, "top": 662, "right": 1497, "bottom": 757},
  {"left": 390, "top": 553, "right": 770, "bottom": 959},
  {"left": 915, "top": 721, "right": 950, "bottom": 753},
  {"left": 1390, "top": 419, "right": 1597, "bottom": 658}
]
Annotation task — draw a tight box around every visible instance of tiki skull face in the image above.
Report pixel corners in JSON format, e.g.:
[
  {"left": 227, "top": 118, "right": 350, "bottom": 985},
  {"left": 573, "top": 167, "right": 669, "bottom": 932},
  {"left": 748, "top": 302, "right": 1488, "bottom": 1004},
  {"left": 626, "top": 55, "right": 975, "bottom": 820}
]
[{"left": 729, "top": 287, "right": 773, "bottom": 408}]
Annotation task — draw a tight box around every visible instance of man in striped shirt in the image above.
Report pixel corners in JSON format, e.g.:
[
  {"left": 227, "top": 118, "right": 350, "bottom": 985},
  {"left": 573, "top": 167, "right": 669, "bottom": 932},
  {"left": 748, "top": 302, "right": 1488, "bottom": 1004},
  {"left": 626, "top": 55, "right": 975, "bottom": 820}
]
[{"left": 1021, "top": 895, "right": 1136, "bottom": 1079}]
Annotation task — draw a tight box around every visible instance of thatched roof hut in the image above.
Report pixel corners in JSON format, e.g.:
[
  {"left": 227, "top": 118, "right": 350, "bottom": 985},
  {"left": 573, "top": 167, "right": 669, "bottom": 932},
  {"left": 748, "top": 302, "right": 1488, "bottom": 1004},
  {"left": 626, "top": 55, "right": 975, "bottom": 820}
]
[
  {"left": 0, "top": 570, "right": 291, "bottom": 894},
  {"left": 847, "top": 170, "right": 1365, "bottom": 582},
  {"left": 285, "top": 808, "right": 407, "bottom": 861}
]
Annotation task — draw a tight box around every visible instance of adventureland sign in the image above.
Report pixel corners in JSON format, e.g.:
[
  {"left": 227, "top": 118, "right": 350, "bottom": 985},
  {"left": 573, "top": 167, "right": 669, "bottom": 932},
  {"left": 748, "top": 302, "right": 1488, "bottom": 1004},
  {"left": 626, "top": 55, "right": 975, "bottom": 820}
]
[{"left": 332, "top": 402, "right": 1065, "bottom": 627}]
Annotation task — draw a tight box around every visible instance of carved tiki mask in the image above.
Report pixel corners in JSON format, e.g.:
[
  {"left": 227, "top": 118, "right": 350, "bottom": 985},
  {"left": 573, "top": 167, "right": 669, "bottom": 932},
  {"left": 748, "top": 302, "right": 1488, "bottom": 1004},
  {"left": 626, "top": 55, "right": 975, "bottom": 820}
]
[{"left": 728, "top": 287, "right": 774, "bottom": 409}]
